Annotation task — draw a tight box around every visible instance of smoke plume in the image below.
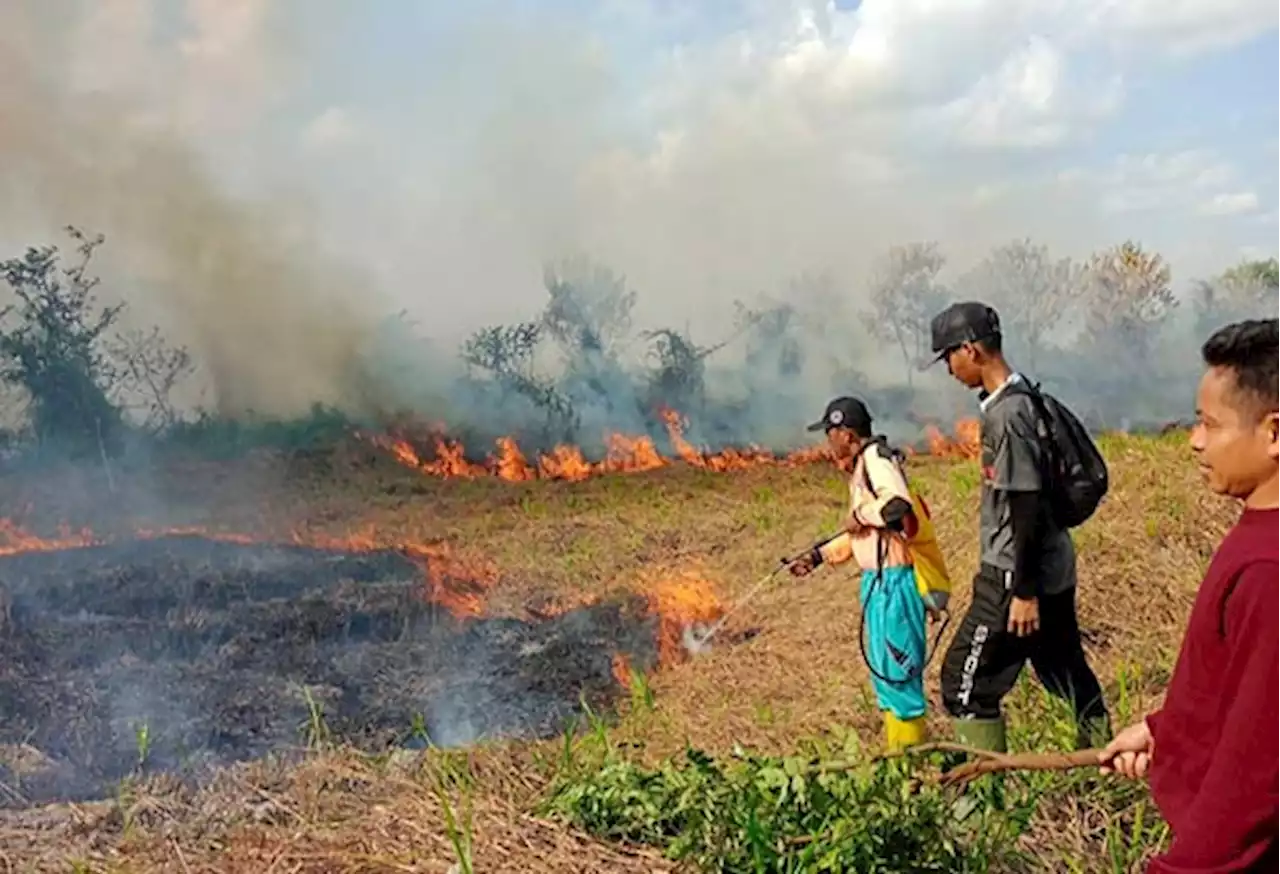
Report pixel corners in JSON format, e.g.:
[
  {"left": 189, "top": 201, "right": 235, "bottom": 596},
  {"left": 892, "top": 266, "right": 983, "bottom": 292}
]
[
  {"left": 0, "top": 1, "right": 1273, "bottom": 447},
  {"left": 0, "top": 1, "right": 380, "bottom": 417}
]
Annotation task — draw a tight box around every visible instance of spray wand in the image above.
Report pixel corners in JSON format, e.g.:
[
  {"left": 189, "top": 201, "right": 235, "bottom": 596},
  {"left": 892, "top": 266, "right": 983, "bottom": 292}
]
[{"left": 683, "top": 534, "right": 834, "bottom": 654}]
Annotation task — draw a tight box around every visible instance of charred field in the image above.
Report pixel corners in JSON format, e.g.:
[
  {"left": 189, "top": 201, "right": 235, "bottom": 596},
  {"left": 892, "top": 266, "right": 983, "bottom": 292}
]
[
  {"left": 0, "top": 427, "right": 1238, "bottom": 872},
  {"left": 0, "top": 532, "right": 664, "bottom": 806}
]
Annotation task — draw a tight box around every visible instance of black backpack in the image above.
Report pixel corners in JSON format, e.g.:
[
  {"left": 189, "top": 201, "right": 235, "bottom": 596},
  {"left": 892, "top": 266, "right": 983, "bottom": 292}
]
[{"left": 1020, "top": 382, "right": 1109, "bottom": 529}]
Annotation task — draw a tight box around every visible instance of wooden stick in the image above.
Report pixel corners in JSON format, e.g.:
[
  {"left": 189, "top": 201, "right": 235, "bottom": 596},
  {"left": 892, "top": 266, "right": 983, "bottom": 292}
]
[
  {"left": 939, "top": 748, "right": 1103, "bottom": 788},
  {"left": 712, "top": 743, "right": 1104, "bottom": 790},
  {"left": 873, "top": 741, "right": 1010, "bottom": 765}
]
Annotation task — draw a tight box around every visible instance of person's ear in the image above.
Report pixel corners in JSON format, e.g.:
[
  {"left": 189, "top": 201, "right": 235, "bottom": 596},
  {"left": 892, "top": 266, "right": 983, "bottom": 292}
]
[{"left": 1263, "top": 411, "right": 1279, "bottom": 461}]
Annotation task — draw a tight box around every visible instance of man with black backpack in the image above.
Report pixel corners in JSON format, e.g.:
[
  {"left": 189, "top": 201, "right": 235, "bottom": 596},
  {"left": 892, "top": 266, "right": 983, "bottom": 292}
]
[{"left": 927, "top": 301, "right": 1111, "bottom": 753}]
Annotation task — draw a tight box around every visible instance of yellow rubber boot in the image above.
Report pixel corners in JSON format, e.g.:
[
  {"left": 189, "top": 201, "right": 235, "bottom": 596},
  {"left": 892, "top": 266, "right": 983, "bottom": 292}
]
[{"left": 884, "top": 712, "right": 928, "bottom": 752}]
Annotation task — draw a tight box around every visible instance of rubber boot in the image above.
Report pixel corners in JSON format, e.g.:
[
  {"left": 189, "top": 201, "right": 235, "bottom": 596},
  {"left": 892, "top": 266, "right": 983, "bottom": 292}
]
[
  {"left": 1076, "top": 714, "right": 1112, "bottom": 751},
  {"left": 952, "top": 716, "right": 1008, "bottom": 753},
  {"left": 884, "top": 712, "right": 928, "bottom": 752},
  {"left": 949, "top": 717, "right": 1007, "bottom": 821}
]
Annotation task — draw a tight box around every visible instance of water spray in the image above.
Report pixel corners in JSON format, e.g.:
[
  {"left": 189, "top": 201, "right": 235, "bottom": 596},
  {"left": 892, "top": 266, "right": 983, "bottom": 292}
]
[{"left": 682, "top": 535, "right": 835, "bottom": 655}]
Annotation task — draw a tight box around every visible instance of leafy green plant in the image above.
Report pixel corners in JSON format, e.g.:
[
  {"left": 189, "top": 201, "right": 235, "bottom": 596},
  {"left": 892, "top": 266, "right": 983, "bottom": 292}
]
[{"left": 543, "top": 734, "right": 1030, "bottom": 873}]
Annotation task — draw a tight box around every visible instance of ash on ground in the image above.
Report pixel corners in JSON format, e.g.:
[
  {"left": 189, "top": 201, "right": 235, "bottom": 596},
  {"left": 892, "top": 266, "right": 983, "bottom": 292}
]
[{"left": 0, "top": 536, "right": 659, "bottom": 806}]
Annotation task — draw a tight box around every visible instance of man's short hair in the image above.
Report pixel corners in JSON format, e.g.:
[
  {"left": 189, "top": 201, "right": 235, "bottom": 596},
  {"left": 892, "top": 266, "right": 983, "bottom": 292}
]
[
  {"left": 1201, "top": 318, "right": 1279, "bottom": 416},
  {"left": 975, "top": 332, "right": 1003, "bottom": 354}
]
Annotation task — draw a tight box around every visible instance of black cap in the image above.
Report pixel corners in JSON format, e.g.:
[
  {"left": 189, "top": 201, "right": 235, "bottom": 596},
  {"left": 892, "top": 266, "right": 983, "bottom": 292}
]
[
  {"left": 927, "top": 301, "right": 1002, "bottom": 365},
  {"left": 806, "top": 396, "right": 873, "bottom": 434}
]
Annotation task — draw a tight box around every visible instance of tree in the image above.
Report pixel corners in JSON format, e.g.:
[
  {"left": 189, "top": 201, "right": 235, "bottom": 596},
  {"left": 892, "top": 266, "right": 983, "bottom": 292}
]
[
  {"left": 536, "top": 257, "right": 643, "bottom": 431},
  {"left": 0, "top": 228, "right": 126, "bottom": 457},
  {"left": 460, "top": 322, "right": 577, "bottom": 434},
  {"left": 642, "top": 328, "right": 709, "bottom": 415},
  {"left": 863, "top": 243, "right": 948, "bottom": 386},
  {"left": 1079, "top": 241, "right": 1177, "bottom": 358},
  {"left": 539, "top": 256, "right": 637, "bottom": 359},
  {"left": 955, "top": 239, "right": 1082, "bottom": 370},
  {"left": 1192, "top": 257, "right": 1278, "bottom": 330},
  {"left": 1223, "top": 257, "right": 1280, "bottom": 291},
  {"left": 105, "top": 327, "right": 194, "bottom": 432},
  {"left": 0, "top": 227, "right": 194, "bottom": 456}
]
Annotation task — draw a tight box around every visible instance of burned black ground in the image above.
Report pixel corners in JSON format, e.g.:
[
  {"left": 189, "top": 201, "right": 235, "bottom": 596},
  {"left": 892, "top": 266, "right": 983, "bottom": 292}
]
[{"left": 0, "top": 536, "right": 659, "bottom": 806}]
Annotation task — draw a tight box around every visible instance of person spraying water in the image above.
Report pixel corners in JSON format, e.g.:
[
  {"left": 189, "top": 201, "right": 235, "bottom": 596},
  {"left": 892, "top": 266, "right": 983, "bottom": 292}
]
[{"left": 789, "top": 397, "right": 952, "bottom": 752}]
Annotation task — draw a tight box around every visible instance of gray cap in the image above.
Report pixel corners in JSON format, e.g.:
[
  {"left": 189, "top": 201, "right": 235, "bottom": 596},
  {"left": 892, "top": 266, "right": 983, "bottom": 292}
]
[{"left": 928, "top": 301, "right": 1001, "bottom": 364}]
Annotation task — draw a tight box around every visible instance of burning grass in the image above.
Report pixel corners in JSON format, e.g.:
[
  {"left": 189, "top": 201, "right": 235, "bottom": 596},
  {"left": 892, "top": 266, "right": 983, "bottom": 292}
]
[
  {"left": 353, "top": 408, "right": 989, "bottom": 484},
  {"left": 0, "top": 426, "right": 1230, "bottom": 872}
]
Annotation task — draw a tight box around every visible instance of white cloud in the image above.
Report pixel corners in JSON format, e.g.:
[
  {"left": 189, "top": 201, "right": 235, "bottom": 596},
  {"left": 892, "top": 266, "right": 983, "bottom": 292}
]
[
  {"left": 936, "top": 37, "right": 1123, "bottom": 148},
  {"left": 1198, "top": 191, "right": 1261, "bottom": 216},
  {"left": 1082, "top": 0, "right": 1278, "bottom": 55},
  {"left": 630, "top": 0, "right": 1270, "bottom": 173},
  {"left": 1117, "top": 150, "right": 1235, "bottom": 186}
]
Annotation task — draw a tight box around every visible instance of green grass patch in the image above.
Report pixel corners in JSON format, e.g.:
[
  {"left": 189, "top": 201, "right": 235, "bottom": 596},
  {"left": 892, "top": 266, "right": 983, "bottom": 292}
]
[{"left": 544, "top": 735, "right": 1025, "bottom": 872}]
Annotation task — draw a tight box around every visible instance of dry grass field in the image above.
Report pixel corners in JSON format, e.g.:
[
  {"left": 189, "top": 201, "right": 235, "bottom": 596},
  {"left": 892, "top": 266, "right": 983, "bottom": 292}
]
[{"left": 0, "top": 425, "right": 1234, "bottom": 873}]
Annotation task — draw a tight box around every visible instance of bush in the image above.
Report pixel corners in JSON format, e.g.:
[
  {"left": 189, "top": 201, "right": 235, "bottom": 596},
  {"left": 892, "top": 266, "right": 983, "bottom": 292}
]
[{"left": 543, "top": 734, "right": 1029, "bottom": 873}]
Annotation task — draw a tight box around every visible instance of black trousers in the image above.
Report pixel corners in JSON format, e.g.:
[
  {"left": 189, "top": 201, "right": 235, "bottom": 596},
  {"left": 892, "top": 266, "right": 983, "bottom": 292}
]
[{"left": 940, "top": 566, "right": 1107, "bottom": 725}]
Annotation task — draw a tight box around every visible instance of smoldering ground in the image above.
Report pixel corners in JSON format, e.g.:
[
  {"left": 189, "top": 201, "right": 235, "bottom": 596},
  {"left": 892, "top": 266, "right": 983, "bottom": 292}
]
[{"left": 0, "top": 534, "right": 662, "bottom": 806}]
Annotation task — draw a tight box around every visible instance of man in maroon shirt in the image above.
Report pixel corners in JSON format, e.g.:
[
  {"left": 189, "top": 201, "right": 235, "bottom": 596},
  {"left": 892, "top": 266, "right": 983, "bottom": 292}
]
[{"left": 1099, "top": 317, "right": 1278, "bottom": 872}]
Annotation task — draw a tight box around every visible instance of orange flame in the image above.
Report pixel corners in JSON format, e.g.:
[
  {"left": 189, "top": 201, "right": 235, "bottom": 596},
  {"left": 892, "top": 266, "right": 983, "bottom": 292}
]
[
  {"left": 0, "top": 519, "right": 99, "bottom": 556},
  {"left": 360, "top": 410, "right": 987, "bottom": 483},
  {"left": 358, "top": 409, "right": 836, "bottom": 483},
  {"left": 611, "top": 653, "right": 635, "bottom": 688},
  {"left": 923, "top": 418, "right": 981, "bottom": 459},
  {"left": 645, "top": 573, "right": 726, "bottom": 667},
  {"left": 601, "top": 573, "right": 726, "bottom": 691}
]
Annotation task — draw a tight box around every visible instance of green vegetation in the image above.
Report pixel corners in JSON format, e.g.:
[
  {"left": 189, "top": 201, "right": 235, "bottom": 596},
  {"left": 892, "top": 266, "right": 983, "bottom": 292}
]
[{"left": 537, "top": 670, "right": 1170, "bottom": 874}]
